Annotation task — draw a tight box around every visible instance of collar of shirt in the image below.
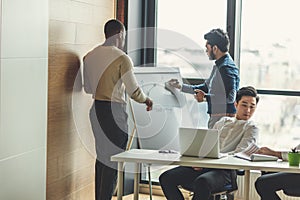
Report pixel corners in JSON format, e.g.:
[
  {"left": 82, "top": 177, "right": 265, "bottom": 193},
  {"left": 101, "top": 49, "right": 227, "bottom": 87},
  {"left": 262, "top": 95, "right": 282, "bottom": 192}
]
[{"left": 215, "top": 53, "right": 229, "bottom": 66}]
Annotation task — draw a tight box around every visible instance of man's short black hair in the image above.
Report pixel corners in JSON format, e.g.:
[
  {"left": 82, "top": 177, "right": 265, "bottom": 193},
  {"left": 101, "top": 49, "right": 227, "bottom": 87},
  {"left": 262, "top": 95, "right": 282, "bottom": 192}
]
[
  {"left": 236, "top": 86, "right": 260, "bottom": 104},
  {"left": 204, "top": 28, "right": 230, "bottom": 52},
  {"left": 104, "top": 19, "right": 125, "bottom": 39}
]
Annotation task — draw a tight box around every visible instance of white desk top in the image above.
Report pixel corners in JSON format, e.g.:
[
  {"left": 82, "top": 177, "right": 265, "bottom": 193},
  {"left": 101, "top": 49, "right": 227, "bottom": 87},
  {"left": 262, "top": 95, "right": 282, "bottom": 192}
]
[{"left": 111, "top": 149, "right": 300, "bottom": 173}]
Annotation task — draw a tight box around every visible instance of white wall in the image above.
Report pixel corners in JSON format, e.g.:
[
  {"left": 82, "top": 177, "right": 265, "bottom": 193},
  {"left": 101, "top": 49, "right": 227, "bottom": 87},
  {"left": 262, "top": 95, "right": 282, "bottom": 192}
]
[{"left": 0, "top": 0, "right": 48, "bottom": 199}]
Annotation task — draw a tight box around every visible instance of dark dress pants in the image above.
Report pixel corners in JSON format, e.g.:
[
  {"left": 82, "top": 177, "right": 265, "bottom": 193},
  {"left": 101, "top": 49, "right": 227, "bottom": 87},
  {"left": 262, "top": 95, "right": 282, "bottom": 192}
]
[
  {"left": 90, "top": 101, "right": 128, "bottom": 200},
  {"left": 255, "top": 172, "right": 300, "bottom": 200},
  {"left": 159, "top": 166, "right": 232, "bottom": 200}
]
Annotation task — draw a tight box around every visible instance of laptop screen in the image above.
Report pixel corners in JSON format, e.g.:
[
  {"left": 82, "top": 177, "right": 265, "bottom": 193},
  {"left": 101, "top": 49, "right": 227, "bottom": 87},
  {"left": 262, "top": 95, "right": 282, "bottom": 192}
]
[{"left": 179, "top": 127, "right": 221, "bottom": 158}]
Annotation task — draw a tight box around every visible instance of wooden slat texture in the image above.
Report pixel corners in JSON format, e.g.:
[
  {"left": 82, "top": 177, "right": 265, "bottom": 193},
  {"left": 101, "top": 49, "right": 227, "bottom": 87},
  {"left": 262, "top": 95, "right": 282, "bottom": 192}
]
[{"left": 47, "top": 1, "right": 115, "bottom": 200}]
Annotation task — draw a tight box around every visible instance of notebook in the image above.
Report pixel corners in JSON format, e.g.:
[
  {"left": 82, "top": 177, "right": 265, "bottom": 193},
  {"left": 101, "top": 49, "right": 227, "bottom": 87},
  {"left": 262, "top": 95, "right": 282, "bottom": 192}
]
[
  {"left": 234, "top": 143, "right": 278, "bottom": 161},
  {"left": 179, "top": 127, "right": 226, "bottom": 158}
]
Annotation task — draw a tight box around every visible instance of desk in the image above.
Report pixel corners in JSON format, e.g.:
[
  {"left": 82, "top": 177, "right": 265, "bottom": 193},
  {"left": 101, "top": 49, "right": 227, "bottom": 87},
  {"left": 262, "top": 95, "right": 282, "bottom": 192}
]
[{"left": 111, "top": 149, "right": 300, "bottom": 200}]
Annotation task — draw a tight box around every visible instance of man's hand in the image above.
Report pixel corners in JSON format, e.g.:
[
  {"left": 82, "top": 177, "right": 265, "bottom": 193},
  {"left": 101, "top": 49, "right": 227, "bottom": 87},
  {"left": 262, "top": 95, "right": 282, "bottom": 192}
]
[
  {"left": 145, "top": 97, "right": 153, "bottom": 111},
  {"left": 167, "top": 79, "right": 181, "bottom": 89},
  {"left": 194, "top": 89, "right": 206, "bottom": 102},
  {"left": 257, "top": 147, "right": 281, "bottom": 158},
  {"left": 192, "top": 167, "right": 202, "bottom": 171}
]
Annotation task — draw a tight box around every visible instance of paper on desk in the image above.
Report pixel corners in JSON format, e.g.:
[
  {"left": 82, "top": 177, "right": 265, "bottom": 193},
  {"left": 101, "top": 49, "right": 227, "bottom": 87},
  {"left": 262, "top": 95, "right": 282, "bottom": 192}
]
[{"left": 234, "top": 143, "right": 278, "bottom": 161}]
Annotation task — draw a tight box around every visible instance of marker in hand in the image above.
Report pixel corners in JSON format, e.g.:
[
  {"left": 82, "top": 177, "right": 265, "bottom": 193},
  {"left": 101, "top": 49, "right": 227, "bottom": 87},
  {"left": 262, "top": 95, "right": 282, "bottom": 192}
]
[
  {"left": 194, "top": 89, "right": 206, "bottom": 102},
  {"left": 168, "top": 79, "right": 181, "bottom": 89},
  {"left": 145, "top": 97, "right": 153, "bottom": 111}
]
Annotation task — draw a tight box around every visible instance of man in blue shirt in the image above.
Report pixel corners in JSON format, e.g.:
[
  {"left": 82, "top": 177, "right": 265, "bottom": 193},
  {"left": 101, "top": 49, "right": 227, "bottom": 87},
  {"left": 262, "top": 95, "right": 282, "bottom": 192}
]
[{"left": 168, "top": 28, "right": 240, "bottom": 128}]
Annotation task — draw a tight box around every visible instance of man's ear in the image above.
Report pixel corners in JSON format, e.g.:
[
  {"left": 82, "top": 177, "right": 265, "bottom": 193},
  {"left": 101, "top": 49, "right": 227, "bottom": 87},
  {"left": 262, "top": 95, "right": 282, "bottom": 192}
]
[
  {"left": 212, "top": 45, "right": 218, "bottom": 53},
  {"left": 234, "top": 101, "right": 238, "bottom": 108}
]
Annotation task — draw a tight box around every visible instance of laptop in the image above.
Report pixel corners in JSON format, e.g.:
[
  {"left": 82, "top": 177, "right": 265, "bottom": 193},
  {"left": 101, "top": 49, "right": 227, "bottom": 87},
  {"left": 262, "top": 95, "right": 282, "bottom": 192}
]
[{"left": 179, "top": 127, "right": 226, "bottom": 158}]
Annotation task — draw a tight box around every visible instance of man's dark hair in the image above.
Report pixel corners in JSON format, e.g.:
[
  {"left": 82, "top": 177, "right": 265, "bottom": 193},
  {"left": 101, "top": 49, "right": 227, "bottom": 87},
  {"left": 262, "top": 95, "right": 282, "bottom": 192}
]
[
  {"left": 104, "top": 19, "right": 124, "bottom": 39},
  {"left": 204, "top": 28, "right": 230, "bottom": 52},
  {"left": 236, "top": 86, "right": 260, "bottom": 104}
]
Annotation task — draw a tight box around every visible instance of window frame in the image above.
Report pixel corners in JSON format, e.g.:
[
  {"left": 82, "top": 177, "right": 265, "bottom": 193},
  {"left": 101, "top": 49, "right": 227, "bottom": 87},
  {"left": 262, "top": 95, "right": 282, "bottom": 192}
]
[{"left": 117, "top": 0, "right": 300, "bottom": 189}]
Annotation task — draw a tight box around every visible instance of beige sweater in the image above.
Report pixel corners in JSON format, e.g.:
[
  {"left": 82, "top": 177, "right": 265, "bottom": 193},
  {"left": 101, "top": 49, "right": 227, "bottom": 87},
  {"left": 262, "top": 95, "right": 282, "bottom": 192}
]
[{"left": 83, "top": 46, "right": 147, "bottom": 104}]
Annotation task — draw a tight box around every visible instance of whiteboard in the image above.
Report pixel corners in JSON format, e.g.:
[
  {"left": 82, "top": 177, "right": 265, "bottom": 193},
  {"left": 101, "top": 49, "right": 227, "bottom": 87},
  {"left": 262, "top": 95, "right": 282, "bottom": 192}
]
[{"left": 128, "top": 66, "right": 208, "bottom": 151}]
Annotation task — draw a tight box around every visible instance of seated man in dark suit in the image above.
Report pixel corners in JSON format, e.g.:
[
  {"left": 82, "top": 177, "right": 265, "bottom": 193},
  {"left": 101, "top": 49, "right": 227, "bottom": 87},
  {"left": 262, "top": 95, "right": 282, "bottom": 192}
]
[{"left": 255, "top": 144, "right": 300, "bottom": 200}]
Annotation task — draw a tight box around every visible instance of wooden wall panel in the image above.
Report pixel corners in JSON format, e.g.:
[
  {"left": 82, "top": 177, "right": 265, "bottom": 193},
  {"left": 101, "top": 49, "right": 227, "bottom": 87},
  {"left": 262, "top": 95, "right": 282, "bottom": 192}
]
[{"left": 48, "top": 1, "right": 116, "bottom": 200}]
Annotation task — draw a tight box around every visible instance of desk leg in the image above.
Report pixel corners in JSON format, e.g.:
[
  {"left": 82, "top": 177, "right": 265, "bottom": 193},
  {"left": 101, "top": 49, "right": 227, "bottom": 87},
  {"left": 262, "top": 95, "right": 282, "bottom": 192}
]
[
  {"left": 147, "top": 165, "right": 153, "bottom": 200},
  {"left": 244, "top": 170, "right": 250, "bottom": 200},
  {"left": 117, "top": 162, "right": 124, "bottom": 200},
  {"left": 134, "top": 163, "right": 141, "bottom": 200}
]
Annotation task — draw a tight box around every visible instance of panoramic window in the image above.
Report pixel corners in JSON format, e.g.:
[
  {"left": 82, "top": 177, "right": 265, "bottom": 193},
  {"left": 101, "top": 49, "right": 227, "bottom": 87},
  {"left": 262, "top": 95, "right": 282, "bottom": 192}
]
[
  {"left": 156, "top": 0, "right": 227, "bottom": 79},
  {"left": 240, "top": 0, "right": 300, "bottom": 149},
  {"left": 141, "top": 0, "right": 227, "bottom": 182},
  {"left": 127, "top": 0, "right": 300, "bottom": 184}
]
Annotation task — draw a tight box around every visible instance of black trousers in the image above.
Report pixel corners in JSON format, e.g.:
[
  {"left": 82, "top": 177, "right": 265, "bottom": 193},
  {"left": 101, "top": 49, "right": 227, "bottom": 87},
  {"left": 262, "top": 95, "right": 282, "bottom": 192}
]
[
  {"left": 90, "top": 101, "right": 128, "bottom": 200},
  {"left": 255, "top": 172, "right": 300, "bottom": 200},
  {"left": 159, "top": 166, "right": 233, "bottom": 200}
]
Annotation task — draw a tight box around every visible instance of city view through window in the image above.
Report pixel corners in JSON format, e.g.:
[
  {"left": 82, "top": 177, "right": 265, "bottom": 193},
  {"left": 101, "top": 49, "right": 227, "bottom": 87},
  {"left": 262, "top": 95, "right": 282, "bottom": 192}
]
[{"left": 240, "top": 0, "right": 300, "bottom": 149}]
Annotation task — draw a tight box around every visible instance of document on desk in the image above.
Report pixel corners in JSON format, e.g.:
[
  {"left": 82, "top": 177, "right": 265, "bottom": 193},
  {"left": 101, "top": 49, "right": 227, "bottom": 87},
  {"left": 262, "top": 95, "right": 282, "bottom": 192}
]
[{"left": 234, "top": 143, "right": 278, "bottom": 161}]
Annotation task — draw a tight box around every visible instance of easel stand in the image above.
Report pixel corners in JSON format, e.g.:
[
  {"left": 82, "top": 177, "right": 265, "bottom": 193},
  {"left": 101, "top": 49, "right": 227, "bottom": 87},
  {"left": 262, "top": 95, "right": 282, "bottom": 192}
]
[
  {"left": 126, "top": 99, "right": 153, "bottom": 200},
  {"left": 114, "top": 99, "right": 153, "bottom": 200},
  {"left": 126, "top": 99, "right": 138, "bottom": 151}
]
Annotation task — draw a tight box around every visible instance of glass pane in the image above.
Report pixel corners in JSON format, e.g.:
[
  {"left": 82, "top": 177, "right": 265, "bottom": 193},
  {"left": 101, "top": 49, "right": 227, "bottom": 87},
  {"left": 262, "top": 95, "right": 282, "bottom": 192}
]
[
  {"left": 157, "top": 0, "right": 227, "bottom": 78},
  {"left": 240, "top": 0, "right": 300, "bottom": 91},
  {"left": 142, "top": 0, "right": 227, "bottom": 183},
  {"left": 252, "top": 95, "right": 300, "bottom": 150}
]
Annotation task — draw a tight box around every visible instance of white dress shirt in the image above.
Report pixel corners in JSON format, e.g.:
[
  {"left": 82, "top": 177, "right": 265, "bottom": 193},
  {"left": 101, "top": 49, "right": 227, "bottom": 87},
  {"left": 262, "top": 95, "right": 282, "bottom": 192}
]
[{"left": 213, "top": 117, "right": 259, "bottom": 154}]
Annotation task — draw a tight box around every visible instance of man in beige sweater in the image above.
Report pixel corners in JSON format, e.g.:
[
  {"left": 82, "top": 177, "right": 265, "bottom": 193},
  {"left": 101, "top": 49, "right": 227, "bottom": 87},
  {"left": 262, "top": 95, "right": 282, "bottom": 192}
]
[{"left": 83, "top": 19, "right": 153, "bottom": 200}]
